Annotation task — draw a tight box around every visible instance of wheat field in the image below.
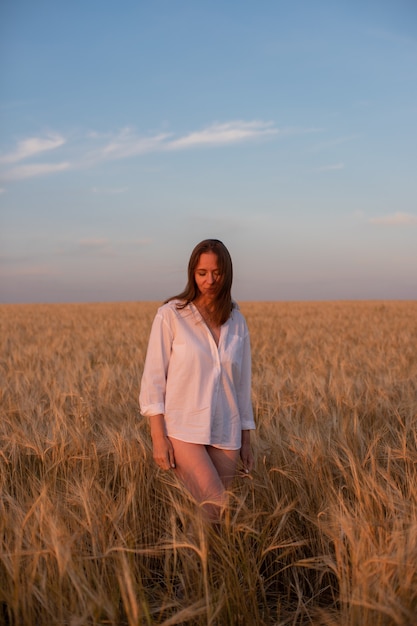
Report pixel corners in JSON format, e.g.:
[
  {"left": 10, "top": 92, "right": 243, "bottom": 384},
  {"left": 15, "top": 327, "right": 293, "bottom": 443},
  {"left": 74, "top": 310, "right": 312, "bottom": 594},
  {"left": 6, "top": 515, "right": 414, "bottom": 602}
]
[{"left": 0, "top": 300, "right": 416, "bottom": 626}]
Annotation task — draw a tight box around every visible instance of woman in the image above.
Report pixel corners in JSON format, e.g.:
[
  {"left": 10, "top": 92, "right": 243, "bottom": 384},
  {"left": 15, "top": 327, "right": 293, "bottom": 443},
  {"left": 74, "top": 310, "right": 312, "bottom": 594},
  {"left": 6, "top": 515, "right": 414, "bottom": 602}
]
[{"left": 139, "top": 239, "right": 255, "bottom": 521}]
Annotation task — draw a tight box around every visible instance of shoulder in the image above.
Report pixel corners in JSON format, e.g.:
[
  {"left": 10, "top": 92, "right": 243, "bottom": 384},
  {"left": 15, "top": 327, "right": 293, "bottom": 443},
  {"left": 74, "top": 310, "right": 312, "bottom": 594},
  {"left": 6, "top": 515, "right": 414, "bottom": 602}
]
[
  {"left": 229, "top": 302, "right": 249, "bottom": 333},
  {"left": 150, "top": 300, "right": 190, "bottom": 339},
  {"left": 231, "top": 300, "right": 244, "bottom": 319},
  {"left": 156, "top": 299, "right": 190, "bottom": 321}
]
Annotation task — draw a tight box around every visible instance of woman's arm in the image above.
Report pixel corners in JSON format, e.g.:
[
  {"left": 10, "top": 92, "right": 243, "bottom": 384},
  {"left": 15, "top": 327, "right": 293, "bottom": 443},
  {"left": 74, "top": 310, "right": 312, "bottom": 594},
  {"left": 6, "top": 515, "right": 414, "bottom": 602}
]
[
  {"left": 149, "top": 414, "right": 176, "bottom": 470},
  {"left": 139, "top": 309, "right": 176, "bottom": 470},
  {"left": 240, "top": 429, "right": 254, "bottom": 473},
  {"left": 139, "top": 311, "right": 173, "bottom": 418},
  {"left": 237, "top": 329, "right": 256, "bottom": 431}
]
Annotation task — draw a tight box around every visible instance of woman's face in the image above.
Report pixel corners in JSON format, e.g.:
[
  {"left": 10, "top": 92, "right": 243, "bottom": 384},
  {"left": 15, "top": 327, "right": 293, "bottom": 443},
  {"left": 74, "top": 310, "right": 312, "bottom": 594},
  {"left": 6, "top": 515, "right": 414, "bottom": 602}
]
[{"left": 194, "top": 252, "right": 222, "bottom": 300}]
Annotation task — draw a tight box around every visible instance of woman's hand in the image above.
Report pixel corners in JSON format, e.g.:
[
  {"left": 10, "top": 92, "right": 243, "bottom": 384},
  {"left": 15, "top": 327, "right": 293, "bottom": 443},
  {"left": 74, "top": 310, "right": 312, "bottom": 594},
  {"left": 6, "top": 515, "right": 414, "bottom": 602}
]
[
  {"left": 149, "top": 414, "right": 176, "bottom": 470},
  {"left": 152, "top": 435, "right": 176, "bottom": 470},
  {"left": 240, "top": 429, "right": 254, "bottom": 474}
]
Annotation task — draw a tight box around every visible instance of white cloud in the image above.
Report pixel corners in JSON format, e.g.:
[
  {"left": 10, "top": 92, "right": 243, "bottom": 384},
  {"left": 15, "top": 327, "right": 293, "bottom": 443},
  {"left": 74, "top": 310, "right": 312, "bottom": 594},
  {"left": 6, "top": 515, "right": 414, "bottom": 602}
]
[
  {"left": 80, "top": 120, "right": 281, "bottom": 165},
  {"left": 85, "top": 121, "right": 279, "bottom": 163},
  {"left": 166, "top": 120, "right": 278, "bottom": 150},
  {"left": 0, "top": 133, "right": 65, "bottom": 164},
  {"left": 315, "top": 162, "right": 345, "bottom": 172},
  {"left": 86, "top": 128, "right": 170, "bottom": 163},
  {"left": 0, "top": 120, "right": 311, "bottom": 181},
  {"left": 0, "top": 187, "right": 5, "bottom": 194},
  {"left": 369, "top": 212, "right": 417, "bottom": 225},
  {"left": 1, "top": 162, "right": 70, "bottom": 181}
]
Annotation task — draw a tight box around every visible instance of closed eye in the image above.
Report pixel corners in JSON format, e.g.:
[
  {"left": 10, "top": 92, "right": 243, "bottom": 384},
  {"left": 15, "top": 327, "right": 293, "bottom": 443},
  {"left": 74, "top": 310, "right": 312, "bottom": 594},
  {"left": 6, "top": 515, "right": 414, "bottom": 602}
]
[{"left": 197, "top": 271, "right": 221, "bottom": 278}]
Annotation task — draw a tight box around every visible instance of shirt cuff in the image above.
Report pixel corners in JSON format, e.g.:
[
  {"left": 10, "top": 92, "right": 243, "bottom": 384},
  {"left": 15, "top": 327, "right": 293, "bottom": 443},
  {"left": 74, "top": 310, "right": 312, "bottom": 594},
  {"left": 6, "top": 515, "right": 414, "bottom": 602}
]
[
  {"left": 241, "top": 418, "right": 256, "bottom": 430},
  {"left": 139, "top": 403, "right": 165, "bottom": 417}
]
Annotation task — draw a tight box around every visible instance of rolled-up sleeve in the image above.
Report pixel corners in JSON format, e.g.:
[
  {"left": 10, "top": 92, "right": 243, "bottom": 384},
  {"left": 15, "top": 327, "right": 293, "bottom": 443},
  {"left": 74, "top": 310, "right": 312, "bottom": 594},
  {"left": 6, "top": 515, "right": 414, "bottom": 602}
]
[
  {"left": 237, "top": 329, "right": 256, "bottom": 430},
  {"left": 139, "top": 312, "right": 173, "bottom": 417}
]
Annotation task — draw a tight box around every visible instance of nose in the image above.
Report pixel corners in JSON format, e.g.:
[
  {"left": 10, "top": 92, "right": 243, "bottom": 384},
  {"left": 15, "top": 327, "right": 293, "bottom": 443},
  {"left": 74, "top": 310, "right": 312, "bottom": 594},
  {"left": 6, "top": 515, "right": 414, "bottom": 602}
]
[{"left": 207, "top": 272, "right": 216, "bottom": 284}]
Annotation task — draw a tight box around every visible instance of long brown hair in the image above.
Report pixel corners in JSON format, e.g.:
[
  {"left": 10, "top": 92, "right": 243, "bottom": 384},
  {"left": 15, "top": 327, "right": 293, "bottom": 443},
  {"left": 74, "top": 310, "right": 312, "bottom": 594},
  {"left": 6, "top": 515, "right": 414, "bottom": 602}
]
[{"left": 165, "top": 239, "right": 235, "bottom": 325}]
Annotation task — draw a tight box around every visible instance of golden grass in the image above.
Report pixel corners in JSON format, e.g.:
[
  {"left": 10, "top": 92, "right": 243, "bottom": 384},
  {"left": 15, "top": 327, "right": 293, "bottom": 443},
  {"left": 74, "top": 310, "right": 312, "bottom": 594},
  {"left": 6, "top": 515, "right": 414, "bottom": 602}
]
[{"left": 0, "top": 300, "right": 416, "bottom": 625}]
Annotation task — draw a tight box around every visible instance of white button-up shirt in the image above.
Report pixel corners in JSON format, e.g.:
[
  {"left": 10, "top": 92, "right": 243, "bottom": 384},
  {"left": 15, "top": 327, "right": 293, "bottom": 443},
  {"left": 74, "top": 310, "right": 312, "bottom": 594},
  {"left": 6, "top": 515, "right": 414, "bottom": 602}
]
[{"left": 139, "top": 300, "right": 255, "bottom": 449}]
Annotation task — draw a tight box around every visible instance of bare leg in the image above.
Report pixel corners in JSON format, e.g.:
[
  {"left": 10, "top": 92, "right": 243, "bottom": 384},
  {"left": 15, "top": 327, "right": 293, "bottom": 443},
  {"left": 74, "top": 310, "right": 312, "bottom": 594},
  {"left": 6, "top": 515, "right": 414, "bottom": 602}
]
[
  {"left": 206, "top": 446, "right": 240, "bottom": 489},
  {"left": 169, "top": 438, "right": 239, "bottom": 522}
]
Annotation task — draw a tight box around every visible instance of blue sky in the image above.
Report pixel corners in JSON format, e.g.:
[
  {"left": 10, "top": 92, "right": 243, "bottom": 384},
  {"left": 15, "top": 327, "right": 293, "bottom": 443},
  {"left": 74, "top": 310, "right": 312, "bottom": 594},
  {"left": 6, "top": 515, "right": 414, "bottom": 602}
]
[{"left": 1, "top": 0, "right": 416, "bottom": 303}]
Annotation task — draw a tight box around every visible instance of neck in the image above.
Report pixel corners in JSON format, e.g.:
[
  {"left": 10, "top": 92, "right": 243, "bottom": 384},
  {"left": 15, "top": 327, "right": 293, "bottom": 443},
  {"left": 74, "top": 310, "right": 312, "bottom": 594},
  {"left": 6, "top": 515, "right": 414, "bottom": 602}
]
[
  {"left": 194, "top": 298, "right": 218, "bottom": 325},
  {"left": 194, "top": 295, "right": 215, "bottom": 310}
]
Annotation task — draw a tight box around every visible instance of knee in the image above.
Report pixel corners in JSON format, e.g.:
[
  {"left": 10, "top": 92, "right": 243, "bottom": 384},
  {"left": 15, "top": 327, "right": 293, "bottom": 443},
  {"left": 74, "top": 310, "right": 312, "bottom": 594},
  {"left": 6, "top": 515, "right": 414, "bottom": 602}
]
[{"left": 201, "top": 494, "right": 226, "bottom": 524}]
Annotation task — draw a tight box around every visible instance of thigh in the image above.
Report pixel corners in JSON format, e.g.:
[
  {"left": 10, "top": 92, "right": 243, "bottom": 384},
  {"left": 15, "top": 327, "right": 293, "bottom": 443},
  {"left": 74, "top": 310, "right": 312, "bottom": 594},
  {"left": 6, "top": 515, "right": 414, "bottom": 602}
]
[
  {"left": 207, "top": 446, "right": 240, "bottom": 489},
  {"left": 169, "top": 438, "right": 225, "bottom": 505}
]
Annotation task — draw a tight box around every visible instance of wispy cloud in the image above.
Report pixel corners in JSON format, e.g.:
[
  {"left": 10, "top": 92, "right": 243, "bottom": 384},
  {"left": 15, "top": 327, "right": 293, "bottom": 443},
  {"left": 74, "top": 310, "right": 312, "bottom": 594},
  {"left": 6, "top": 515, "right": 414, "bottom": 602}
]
[
  {"left": 166, "top": 120, "right": 278, "bottom": 150},
  {"left": 369, "top": 212, "right": 417, "bottom": 226},
  {"left": 86, "top": 128, "right": 170, "bottom": 163},
  {"left": 85, "top": 121, "right": 279, "bottom": 164},
  {"left": 2, "top": 162, "right": 70, "bottom": 181},
  {"left": 315, "top": 162, "right": 345, "bottom": 172},
  {"left": 0, "top": 120, "right": 314, "bottom": 181},
  {"left": 0, "top": 133, "right": 66, "bottom": 165}
]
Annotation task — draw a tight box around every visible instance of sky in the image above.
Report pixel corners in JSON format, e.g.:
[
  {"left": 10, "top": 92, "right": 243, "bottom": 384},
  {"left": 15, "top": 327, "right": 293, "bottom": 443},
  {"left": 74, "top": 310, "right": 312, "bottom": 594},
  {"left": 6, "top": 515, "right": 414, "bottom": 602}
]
[{"left": 1, "top": 0, "right": 416, "bottom": 303}]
